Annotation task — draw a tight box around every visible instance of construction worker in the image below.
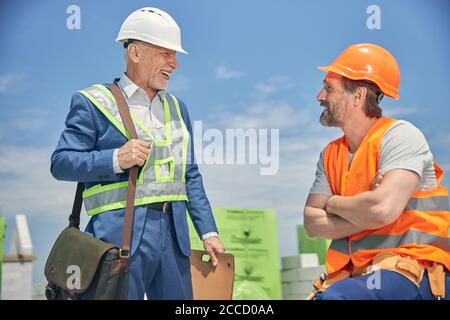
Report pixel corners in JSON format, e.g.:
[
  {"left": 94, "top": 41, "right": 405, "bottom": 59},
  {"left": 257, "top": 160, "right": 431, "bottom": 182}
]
[
  {"left": 51, "top": 7, "right": 224, "bottom": 299},
  {"left": 304, "top": 43, "right": 449, "bottom": 300}
]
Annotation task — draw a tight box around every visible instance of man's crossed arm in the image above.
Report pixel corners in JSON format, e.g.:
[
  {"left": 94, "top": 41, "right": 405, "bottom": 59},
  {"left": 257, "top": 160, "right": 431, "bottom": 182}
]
[{"left": 303, "top": 169, "right": 419, "bottom": 240}]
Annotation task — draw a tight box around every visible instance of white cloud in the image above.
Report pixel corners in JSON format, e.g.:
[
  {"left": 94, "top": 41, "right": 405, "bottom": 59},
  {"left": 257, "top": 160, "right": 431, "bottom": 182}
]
[
  {"left": 9, "top": 107, "right": 52, "bottom": 131},
  {"left": 215, "top": 101, "right": 311, "bottom": 130},
  {"left": 253, "top": 76, "right": 293, "bottom": 98},
  {"left": 383, "top": 106, "right": 419, "bottom": 117},
  {"left": 254, "top": 83, "right": 276, "bottom": 96},
  {"left": 169, "top": 74, "right": 190, "bottom": 93},
  {"left": 0, "top": 146, "right": 78, "bottom": 219},
  {"left": 214, "top": 66, "right": 245, "bottom": 80},
  {"left": 13, "top": 118, "right": 47, "bottom": 130},
  {"left": 437, "top": 134, "right": 450, "bottom": 148},
  {"left": 0, "top": 73, "right": 24, "bottom": 94}
]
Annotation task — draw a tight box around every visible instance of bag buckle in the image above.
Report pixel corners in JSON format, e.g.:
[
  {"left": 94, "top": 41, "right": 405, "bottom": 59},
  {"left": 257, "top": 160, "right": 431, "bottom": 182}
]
[
  {"left": 68, "top": 216, "right": 80, "bottom": 228},
  {"left": 163, "top": 202, "right": 171, "bottom": 213},
  {"left": 119, "top": 249, "right": 130, "bottom": 259}
]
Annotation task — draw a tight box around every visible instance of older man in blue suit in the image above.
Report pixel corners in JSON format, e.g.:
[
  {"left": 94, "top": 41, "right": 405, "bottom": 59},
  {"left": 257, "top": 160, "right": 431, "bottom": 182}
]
[{"left": 50, "top": 7, "right": 225, "bottom": 300}]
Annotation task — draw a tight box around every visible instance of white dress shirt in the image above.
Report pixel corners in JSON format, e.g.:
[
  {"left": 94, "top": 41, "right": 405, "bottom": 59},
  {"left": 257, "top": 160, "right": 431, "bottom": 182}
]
[{"left": 112, "top": 74, "right": 217, "bottom": 241}]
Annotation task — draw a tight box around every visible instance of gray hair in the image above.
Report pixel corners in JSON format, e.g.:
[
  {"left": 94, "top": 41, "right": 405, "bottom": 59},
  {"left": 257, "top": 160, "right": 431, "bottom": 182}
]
[{"left": 123, "top": 48, "right": 128, "bottom": 68}]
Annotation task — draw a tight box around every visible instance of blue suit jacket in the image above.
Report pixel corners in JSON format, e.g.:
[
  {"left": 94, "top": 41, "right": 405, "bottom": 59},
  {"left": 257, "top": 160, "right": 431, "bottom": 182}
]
[{"left": 51, "top": 84, "right": 217, "bottom": 256}]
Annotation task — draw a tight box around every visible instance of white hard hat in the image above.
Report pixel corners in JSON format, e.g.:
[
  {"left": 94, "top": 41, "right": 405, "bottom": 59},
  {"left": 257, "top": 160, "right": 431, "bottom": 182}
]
[{"left": 116, "top": 7, "right": 187, "bottom": 54}]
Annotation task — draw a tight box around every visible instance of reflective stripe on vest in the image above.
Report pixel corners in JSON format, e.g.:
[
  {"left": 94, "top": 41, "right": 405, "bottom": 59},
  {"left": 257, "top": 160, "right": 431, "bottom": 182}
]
[
  {"left": 406, "top": 195, "right": 450, "bottom": 211},
  {"left": 329, "top": 230, "right": 450, "bottom": 255},
  {"left": 323, "top": 117, "right": 450, "bottom": 274},
  {"left": 78, "top": 84, "right": 189, "bottom": 216}
]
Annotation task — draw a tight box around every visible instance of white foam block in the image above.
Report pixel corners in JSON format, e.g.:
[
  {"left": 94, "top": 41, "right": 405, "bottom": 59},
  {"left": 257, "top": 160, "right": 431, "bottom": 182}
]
[
  {"left": 281, "top": 265, "right": 325, "bottom": 282},
  {"left": 281, "top": 253, "right": 319, "bottom": 270},
  {"left": 284, "top": 293, "right": 308, "bottom": 300},
  {"left": 286, "top": 281, "right": 314, "bottom": 295}
]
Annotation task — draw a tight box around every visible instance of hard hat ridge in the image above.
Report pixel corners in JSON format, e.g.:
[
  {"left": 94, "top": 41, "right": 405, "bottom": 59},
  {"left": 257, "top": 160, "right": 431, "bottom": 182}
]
[{"left": 116, "top": 7, "right": 187, "bottom": 54}]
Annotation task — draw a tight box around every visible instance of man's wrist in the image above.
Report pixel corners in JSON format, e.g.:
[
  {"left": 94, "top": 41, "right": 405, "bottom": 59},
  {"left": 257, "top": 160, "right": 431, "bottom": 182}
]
[
  {"left": 202, "top": 232, "right": 218, "bottom": 241},
  {"left": 326, "top": 195, "right": 342, "bottom": 215},
  {"left": 113, "top": 148, "right": 124, "bottom": 174}
]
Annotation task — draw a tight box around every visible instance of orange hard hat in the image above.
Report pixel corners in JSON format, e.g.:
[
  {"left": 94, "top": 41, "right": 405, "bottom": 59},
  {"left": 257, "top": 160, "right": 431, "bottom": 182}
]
[{"left": 319, "top": 43, "right": 400, "bottom": 99}]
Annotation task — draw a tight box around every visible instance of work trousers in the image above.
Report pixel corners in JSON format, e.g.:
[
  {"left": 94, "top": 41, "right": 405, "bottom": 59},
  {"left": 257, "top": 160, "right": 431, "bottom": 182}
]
[{"left": 315, "top": 269, "right": 450, "bottom": 300}]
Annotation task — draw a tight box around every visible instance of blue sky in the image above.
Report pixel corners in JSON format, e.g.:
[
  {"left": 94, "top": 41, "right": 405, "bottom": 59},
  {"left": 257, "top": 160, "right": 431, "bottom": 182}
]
[{"left": 0, "top": 0, "right": 449, "bottom": 285}]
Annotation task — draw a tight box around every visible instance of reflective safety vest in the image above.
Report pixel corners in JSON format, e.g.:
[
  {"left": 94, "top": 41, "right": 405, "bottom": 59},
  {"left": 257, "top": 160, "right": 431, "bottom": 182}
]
[
  {"left": 323, "top": 117, "right": 450, "bottom": 274},
  {"left": 78, "top": 84, "right": 190, "bottom": 216}
]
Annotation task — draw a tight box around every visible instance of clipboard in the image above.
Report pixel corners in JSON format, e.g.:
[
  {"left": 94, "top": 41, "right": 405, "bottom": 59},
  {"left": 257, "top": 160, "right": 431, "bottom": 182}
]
[{"left": 190, "top": 249, "right": 235, "bottom": 300}]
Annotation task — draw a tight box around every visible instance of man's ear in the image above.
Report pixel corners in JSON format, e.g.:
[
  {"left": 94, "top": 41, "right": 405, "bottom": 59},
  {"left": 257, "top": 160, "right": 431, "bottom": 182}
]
[
  {"left": 128, "top": 43, "right": 140, "bottom": 64},
  {"left": 354, "top": 86, "right": 367, "bottom": 107}
]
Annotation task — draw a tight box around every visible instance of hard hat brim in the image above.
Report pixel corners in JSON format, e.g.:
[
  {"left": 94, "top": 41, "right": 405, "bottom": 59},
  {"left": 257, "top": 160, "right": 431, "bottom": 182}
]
[
  {"left": 318, "top": 66, "right": 399, "bottom": 100},
  {"left": 116, "top": 36, "right": 188, "bottom": 54}
]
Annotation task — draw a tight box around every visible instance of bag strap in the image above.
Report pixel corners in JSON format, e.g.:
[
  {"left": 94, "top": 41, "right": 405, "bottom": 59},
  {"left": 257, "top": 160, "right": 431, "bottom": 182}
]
[
  {"left": 110, "top": 83, "right": 139, "bottom": 262},
  {"left": 67, "top": 82, "right": 139, "bottom": 267},
  {"left": 68, "top": 182, "right": 84, "bottom": 228}
]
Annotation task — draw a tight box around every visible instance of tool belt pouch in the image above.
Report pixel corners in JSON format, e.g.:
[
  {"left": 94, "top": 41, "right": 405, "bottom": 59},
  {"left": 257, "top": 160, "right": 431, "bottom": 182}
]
[
  {"left": 307, "top": 252, "right": 446, "bottom": 300},
  {"left": 369, "top": 252, "right": 424, "bottom": 287},
  {"left": 368, "top": 252, "right": 446, "bottom": 298},
  {"left": 425, "top": 262, "right": 446, "bottom": 299},
  {"left": 44, "top": 227, "right": 127, "bottom": 300}
]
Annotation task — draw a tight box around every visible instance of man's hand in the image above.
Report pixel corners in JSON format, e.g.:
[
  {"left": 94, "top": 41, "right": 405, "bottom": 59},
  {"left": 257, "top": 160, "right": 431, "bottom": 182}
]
[
  {"left": 203, "top": 236, "right": 225, "bottom": 267},
  {"left": 304, "top": 193, "right": 366, "bottom": 239},
  {"left": 326, "top": 170, "right": 386, "bottom": 213},
  {"left": 325, "top": 169, "right": 419, "bottom": 229},
  {"left": 118, "top": 139, "right": 151, "bottom": 170}
]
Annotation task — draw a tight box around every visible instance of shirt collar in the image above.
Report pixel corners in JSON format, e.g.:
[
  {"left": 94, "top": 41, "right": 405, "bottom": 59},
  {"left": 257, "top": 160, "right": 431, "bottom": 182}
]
[{"left": 118, "top": 73, "right": 166, "bottom": 102}]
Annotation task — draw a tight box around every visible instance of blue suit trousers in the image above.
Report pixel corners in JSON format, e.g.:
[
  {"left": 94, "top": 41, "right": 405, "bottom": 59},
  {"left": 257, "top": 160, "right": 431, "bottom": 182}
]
[{"left": 125, "top": 208, "right": 193, "bottom": 300}]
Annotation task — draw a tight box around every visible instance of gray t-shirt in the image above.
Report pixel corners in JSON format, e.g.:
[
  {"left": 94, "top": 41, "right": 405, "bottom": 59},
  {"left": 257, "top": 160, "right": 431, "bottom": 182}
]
[{"left": 309, "top": 120, "right": 437, "bottom": 196}]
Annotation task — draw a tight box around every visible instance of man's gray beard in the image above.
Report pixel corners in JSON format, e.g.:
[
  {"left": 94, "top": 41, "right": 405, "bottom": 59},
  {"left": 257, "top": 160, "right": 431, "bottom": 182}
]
[{"left": 320, "top": 104, "right": 339, "bottom": 127}]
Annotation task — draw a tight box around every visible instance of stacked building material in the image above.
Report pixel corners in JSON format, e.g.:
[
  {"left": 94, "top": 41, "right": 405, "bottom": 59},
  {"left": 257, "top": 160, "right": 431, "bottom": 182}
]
[
  {"left": 281, "top": 253, "right": 325, "bottom": 300},
  {"left": 1, "top": 214, "right": 36, "bottom": 300}
]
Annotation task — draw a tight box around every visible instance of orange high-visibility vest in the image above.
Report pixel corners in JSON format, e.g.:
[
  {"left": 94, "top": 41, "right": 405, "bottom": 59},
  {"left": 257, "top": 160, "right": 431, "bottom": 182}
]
[{"left": 323, "top": 117, "right": 450, "bottom": 275}]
